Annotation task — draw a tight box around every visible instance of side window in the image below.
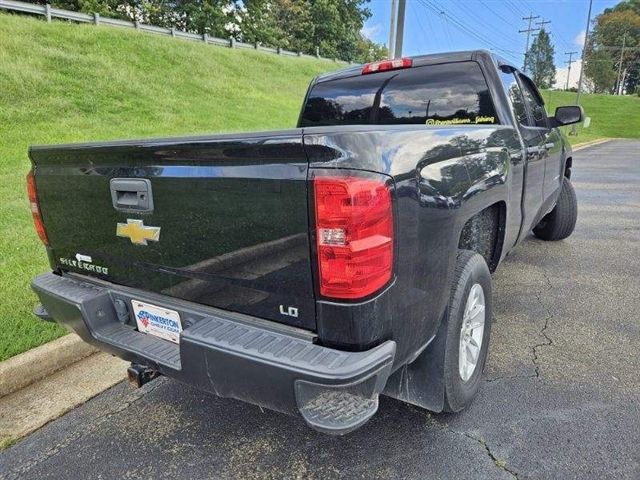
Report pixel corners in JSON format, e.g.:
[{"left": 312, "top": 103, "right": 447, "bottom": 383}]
[
  {"left": 499, "top": 69, "right": 529, "bottom": 126},
  {"left": 517, "top": 74, "right": 549, "bottom": 128}
]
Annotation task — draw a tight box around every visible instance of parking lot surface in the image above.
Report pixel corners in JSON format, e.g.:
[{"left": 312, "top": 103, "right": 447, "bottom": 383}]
[{"left": 1, "top": 140, "right": 638, "bottom": 480}]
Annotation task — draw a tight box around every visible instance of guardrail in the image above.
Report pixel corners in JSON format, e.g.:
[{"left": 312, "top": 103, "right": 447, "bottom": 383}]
[{"left": 0, "top": 0, "right": 349, "bottom": 63}]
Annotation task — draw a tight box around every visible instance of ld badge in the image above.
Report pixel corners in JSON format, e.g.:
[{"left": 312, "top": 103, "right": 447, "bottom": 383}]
[{"left": 116, "top": 219, "right": 161, "bottom": 245}]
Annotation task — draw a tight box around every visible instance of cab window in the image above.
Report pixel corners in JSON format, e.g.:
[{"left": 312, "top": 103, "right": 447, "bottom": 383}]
[
  {"left": 300, "top": 62, "right": 499, "bottom": 127},
  {"left": 499, "top": 69, "right": 528, "bottom": 126},
  {"left": 517, "top": 74, "right": 549, "bottom": 128}
]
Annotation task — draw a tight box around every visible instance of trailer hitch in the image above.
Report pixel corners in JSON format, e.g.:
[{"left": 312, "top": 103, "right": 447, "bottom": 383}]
[{"left": 127, "top": 364, "right": 160, "bottom": 388}]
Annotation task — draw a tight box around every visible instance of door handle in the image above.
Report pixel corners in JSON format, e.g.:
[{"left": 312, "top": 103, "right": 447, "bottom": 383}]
[
  {"left": 110, "top": 178, "right": 154, "bottom": 213},
  {"left": 527, "top": 144, "right": 554, "bottom": 155}
]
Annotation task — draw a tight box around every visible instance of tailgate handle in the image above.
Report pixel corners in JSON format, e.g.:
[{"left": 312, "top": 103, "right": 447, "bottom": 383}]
[{"left": 110, "top": 178, "right": 154, "bottom": 213}]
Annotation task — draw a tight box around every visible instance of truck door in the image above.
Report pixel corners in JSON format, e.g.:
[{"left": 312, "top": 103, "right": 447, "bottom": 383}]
[
  {"left": 500, "top": 69, "right": 545, "bottom": 236},
  {"left": 516, "top": 74, "right": 562, "bottom": 205},
  {"left": 515, "top": 72, "right": 555, "bottom": 231}
]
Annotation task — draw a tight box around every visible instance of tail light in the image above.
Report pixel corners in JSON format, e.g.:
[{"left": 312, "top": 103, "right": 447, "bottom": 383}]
[
  {"left": 313, "top": 173, "right": 394, "bottom": 299},
  {"left": 26, "top": 170, "right": 49, "bottom": 246},
  {"left": 362, "top": 57, "right": 412, "bottom": 75}
]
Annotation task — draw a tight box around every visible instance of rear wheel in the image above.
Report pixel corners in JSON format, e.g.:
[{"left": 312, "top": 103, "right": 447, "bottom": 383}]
[
  {"left": 533, "top": 177, "right": 578, "bottom": 241},
  {"left": 443, "top": 250, "right": 493, "bottom": 413}
]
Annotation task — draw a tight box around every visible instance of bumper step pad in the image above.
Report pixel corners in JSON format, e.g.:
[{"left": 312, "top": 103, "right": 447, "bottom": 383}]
[{"left": 297, "top": 388, "right": 379, "bottom": 435}]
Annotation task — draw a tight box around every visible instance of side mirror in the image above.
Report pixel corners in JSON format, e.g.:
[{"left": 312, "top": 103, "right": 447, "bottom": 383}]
[{"left": 550, "top": 105, "right": 584, "bottom": 127}]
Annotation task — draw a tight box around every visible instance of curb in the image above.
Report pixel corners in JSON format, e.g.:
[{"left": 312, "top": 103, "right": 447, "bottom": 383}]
[
  {"left": 0, "top": 333, "right": 97, "bottom": 398},
  {"left": 0, "top": 352, "right": 128, "bottom": 449},
  {"left": 572, "top": 138, "right": 613, "bottom": 151}
]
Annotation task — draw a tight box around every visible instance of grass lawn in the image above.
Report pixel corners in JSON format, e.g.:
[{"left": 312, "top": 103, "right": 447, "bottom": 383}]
[
  {"left": 541, "top": 89, "right": 640, "bottom": 145},
  {"left": 0, "top": 12, "right": 337, "bottom": 361},
  {"left": 1, "top": 13, "right": 639, "bottom": 361}
]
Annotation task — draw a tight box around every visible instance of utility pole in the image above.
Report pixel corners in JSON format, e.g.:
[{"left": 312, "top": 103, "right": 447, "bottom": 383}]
[
  {"left": 536, "top": 19, "right": 551, "bottom": 31},
  {"left": 394, "top": 0, "right": 407, "bottom": 58},
  {"left": 519, "top": 13, "right": 540, "bottom": 72},
  {"left": 616, "top": 33, "right": 627, "bottom": 95},
  {"left": 572, "top": 0, "right": 593, "bottom": 135},
  {"left": 565, "top": 51, "right": 578, "bottom": 90},
  {"left": 388, "top": 0, "right": 406, "bottom": 59},
  {"left": 388, "top": 0, "right": 397, "bottom": 60},
  {"left": 532, "top": 19, "right": 552, "bottom": 76}
]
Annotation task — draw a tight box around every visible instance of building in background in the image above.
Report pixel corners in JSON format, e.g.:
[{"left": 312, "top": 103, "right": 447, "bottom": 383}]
[{"left": 552, "top": 59, "right": 593, "bottom": 92}]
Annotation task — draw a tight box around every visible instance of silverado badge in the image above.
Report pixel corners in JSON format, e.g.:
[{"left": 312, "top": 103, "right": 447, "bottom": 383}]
[{"left": 116, "top": 219, "right": 161, "bottom": 245}]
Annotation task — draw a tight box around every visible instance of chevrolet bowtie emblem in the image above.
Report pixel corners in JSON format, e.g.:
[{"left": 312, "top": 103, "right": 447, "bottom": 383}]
[{"left": 116, "top": 219, "right": 161, "bottom": 245}]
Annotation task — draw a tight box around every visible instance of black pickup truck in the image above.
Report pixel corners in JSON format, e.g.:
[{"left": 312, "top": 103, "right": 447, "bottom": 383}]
[{"left": 29, "top": 50, "right": 582, "bottom": 435}]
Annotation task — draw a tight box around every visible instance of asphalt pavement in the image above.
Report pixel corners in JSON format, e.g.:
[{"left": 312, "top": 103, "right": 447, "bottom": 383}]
[{"left": 1, "top": 139, "right": 638, "bottom": 480}]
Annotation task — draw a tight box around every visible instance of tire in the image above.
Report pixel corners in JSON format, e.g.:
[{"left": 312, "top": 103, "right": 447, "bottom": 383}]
[
  {"left": 443, "top": 250, "right": 493, "bottom": 413},
  {"left": 533, "top": 177, "right": 578, "bottom": 241}
]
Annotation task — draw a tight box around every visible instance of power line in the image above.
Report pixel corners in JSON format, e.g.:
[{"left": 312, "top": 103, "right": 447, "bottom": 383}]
[
  {"left": 550, "top": 26, "right": 575, "bottom": 53},
  {"left": 505, "top": 0, "right": 527, "bottom": 17},
  {"left": 420, "top": 2, "right": 443, "bottom": 51},
  {"left": 476, "top": 0, "right": 518, "bottom": 31},
  {"left": 517, "top": 0, "right": 541, "bottom": 17},
  {"left": 440, "top": 11, "right": 455, "bottom": 50},
  {"left": 418, "top": 0, "right": 523, "bottom": 62},
  {"left": 410, "top": 1, "right": 432, "bottom": 51},
  {"left": 450, "top": 0, "right": 522, "bottom": 46},
  {"left": 549, "top": 31, "right": 574, "bottom": 54}
]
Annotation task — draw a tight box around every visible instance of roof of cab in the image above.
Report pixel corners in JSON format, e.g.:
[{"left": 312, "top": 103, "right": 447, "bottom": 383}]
[{"left": 314, "top": 49, "right": 512, "bottom": 84}]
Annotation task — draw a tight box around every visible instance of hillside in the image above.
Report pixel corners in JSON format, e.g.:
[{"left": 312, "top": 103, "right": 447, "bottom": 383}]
[
  {"left": 541, "top": 89, "right": 640, "bottom": 144},
  {"left": 0, "top": 12, "right": 338, "bottom": 360}
]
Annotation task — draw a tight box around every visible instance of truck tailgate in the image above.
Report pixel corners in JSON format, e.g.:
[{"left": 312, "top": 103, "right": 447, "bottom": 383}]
[{"left": 29, "top": 130, "right": 316, "bottom": 330}]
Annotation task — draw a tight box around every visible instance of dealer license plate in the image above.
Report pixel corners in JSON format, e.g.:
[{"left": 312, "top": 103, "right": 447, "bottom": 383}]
[{"left": 132, "top": 300, "right": 182, "bottom": 344}]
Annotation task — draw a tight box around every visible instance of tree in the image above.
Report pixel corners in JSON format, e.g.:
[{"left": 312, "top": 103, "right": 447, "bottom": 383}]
[
  {"left": 308, "top": 0, "right": 372, "bottom": 62},
  {"left": 23, "top": 0, "right": 386, "bottom": 62},
  {"left": 523, "top": 29, "right": 556, "bottom": 88},
  {"left": 27, "top": 0, "right": 237, "bottom": 35},
  {"left": 240, "top": 0, "right": 379, "bottom": 62},
  {"left": 584, "top": 47, "right": 617, "bottom": 92},
  {"left": 604, "top": 0, "right": 640, "bottom": 16},
  {"left": 27, "top": 0, "right": 125, "bottom": 19},
  {"left": 592, "top": 2, "right": 640, "bottom": 93},
  {"left": 355, "top": 37, "right": 388, "bottom": 63},
  {"left": 241, "top": 0, "right": 314, "bottom": 52},
  {"left": 240, "top": 0, "right": 288, "bottom": 47}
]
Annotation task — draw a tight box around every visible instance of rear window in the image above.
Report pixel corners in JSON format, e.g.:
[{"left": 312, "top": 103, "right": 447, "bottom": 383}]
[{"left": 300, "top": 61, "right": 498, "bottom": 127}]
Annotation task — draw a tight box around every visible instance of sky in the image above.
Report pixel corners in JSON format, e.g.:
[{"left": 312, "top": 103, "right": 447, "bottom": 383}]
[{"left": 362, "top": 0, "right": 619, "bottom": 69}]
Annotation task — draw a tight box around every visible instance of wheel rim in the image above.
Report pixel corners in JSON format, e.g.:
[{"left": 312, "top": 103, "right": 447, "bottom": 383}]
[{"left": 459, "top": 283, "right": 486, "bottom": 382}]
